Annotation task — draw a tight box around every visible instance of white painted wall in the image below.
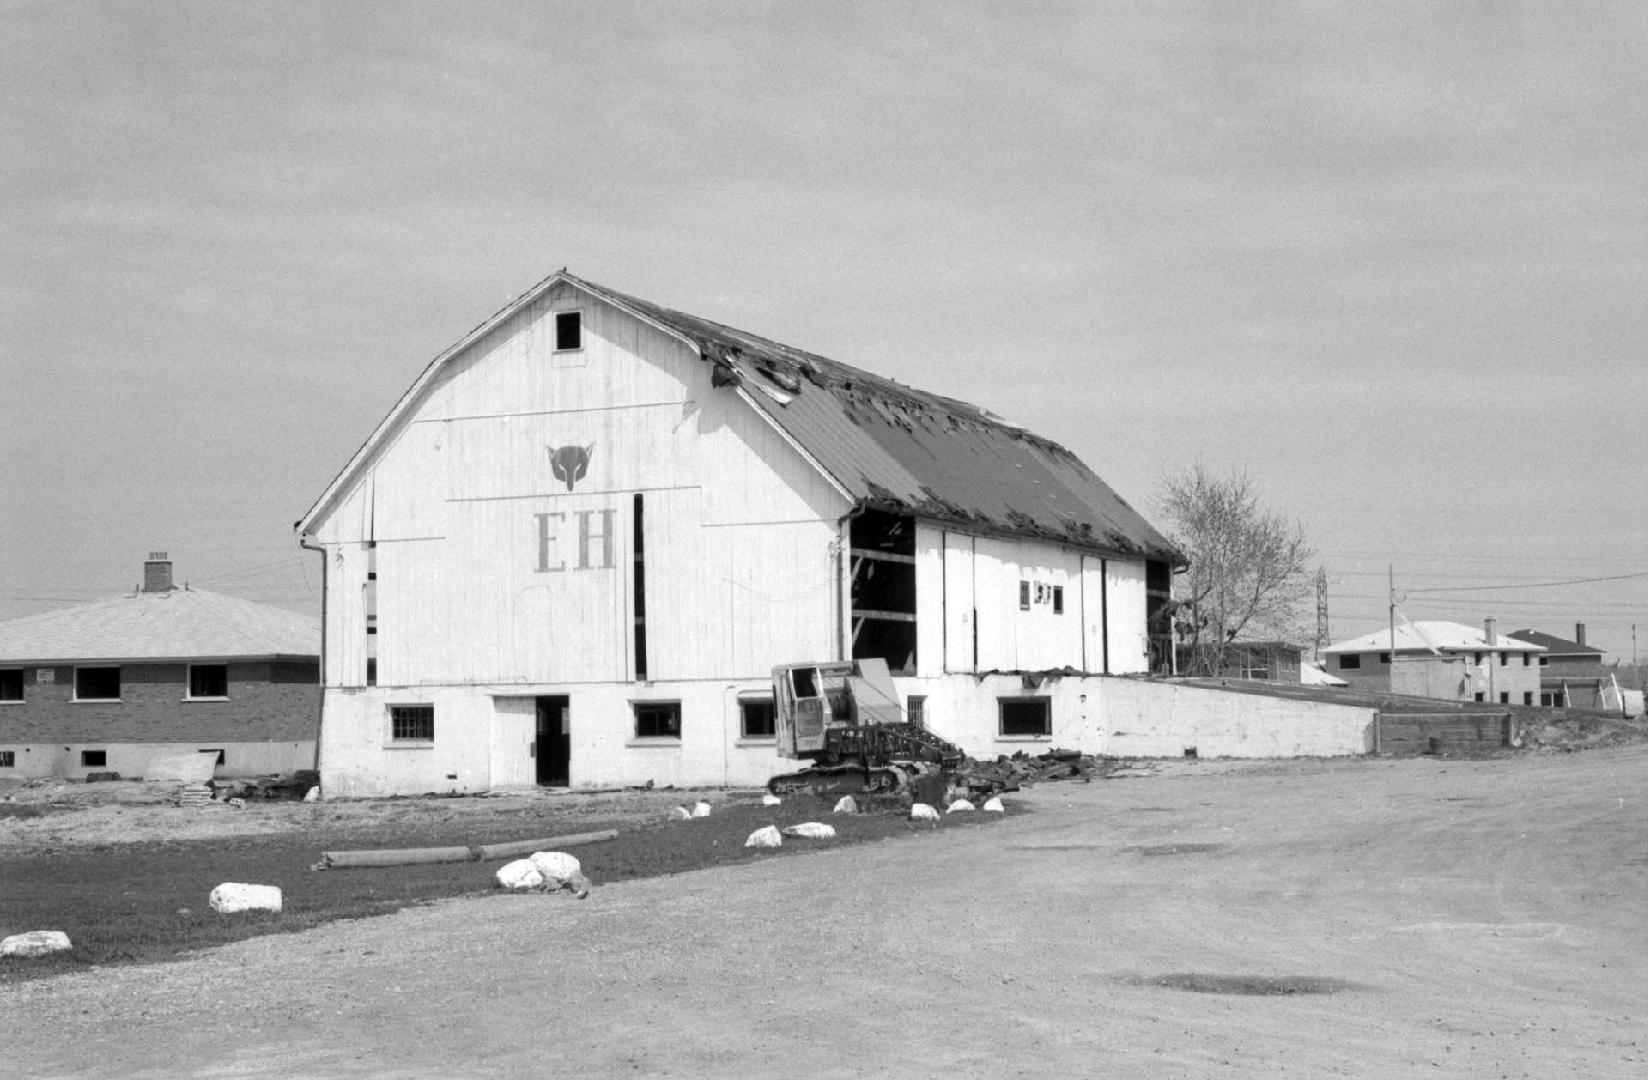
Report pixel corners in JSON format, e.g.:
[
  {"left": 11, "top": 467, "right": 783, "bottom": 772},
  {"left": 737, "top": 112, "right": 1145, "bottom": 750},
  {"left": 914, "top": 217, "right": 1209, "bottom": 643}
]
[
  {"left": 891, "top": 674, "right": 1374, "bottom": 762},
  {"left": 317, "top": 679, "right": 790, "bottom": 798}
]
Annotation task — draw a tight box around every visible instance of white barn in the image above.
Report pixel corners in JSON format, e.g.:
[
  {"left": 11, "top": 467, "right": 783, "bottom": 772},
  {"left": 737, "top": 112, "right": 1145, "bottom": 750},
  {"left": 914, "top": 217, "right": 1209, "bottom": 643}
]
[{"left": 296, "top": 271, "right": 1186, "bottom": 797}]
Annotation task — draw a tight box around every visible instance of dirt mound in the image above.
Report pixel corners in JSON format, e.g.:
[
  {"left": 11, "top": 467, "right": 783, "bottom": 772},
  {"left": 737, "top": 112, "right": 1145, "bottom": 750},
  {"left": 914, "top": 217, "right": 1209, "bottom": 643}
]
[{"left": 1519, "top": 710, "right": 1648, "bottom": 752}]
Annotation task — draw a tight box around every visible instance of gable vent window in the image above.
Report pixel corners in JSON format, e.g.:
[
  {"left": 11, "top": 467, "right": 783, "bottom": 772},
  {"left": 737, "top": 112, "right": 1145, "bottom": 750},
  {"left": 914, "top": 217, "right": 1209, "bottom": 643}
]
[{"left": 555, "top": 311, "right": 582, "bottom": 352}]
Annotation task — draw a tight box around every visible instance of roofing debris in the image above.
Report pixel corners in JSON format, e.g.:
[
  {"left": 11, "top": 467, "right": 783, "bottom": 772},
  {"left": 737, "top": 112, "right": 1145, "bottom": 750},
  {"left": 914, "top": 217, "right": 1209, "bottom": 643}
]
[{"left": 956, "top": 748, "right": 1148, "bottom": 793}]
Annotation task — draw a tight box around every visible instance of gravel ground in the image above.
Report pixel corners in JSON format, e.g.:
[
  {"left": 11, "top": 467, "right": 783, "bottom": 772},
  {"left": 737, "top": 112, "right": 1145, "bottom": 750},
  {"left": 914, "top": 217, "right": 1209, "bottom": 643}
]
[{"left": 4, "top": 746, "right": 1644, "bottom": 1079}]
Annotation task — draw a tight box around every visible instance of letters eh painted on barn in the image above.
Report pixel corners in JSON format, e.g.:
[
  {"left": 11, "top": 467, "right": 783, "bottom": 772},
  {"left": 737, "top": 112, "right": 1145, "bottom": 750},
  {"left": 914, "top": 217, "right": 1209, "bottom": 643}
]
[{"left": 295, "top": 271, "right": 1182, "bottom": 797}]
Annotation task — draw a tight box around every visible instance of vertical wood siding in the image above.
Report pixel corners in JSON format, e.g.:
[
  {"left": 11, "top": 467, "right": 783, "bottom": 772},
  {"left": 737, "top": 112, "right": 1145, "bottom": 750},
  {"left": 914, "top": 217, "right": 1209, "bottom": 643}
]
[
  {"left": 308, "top": 285, "right": 850, "bottom": 690},
  {"left": 1103, "top": 559, "right": 1149, "bottom": 673}
]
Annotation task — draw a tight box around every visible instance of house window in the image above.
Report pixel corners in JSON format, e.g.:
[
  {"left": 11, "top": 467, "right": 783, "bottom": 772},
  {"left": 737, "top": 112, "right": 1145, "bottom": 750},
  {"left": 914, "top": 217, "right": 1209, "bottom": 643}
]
[
  {"left": 999, "top": 697, "right": 1051, "bottom": 737},
  {"left": 1538, "top": 656, "right": 1549, "bottom": 666},
  {"left": 1338, "top": 654, "right": 1361, "bottom": 670},
  {"left": 389, "top": 704, "right": 435, "bottom": 742},
  {"left": 188, "top": 664, "right": 228, "bottom": 700},
  {"left": 555, "top": 310, "right": 582, "bottom": 351},
  {"left": 1474, "top": 652, "right": 1484, "bottom": 665},
  {"left": 1523, "top": 692, "right": 1533, "bottom": 705},
  {"left": 0, "top": 751, "right": 15, "bottom": 767},
  {"left": 740, "top": 698, "right": 775, "bottom": 739},
  {"left": 1522, "top": 653, "right": 1531, "bottom": 666},
  {"left": 1499, "top": 652, "right": 1508, "bottom": 667},
  {"left": 74, "top": 667, "right": 120, "bottom": 701},
  {"left": 1378, "top": 652, "right": 1391, "bottom": 665},
  {"left": 0, "top": 669, "right": 22, "bottom": 702},
  {"left": 906, "top": 695, "right": 927, "bottom": 727},
  {"left": 1052, "top": 585, "right": 1064, "bottom": 615},
  {"left": 1474, "top": 692, "right": 1485, "bottom": 702},
  {"left": 1499, "top": 692, "right": 1510, "bottom": 704},
  {"left": 81, "top": 750, "right": 107, "bottom": 767},
  {"left": 1018, "top": 580, "right": 1030, "bottom": 611},
  {"left": 634, "top": 701, "right": 682, "bottom": 739}
]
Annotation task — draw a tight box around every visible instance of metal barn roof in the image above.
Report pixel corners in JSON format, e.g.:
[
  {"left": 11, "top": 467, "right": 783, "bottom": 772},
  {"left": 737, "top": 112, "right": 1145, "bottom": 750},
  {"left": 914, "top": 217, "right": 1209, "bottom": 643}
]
[
  {"left": 0, "top": 588, "right": 320, "bottom": 665},
  {"left": 298, "top": 271, "right": 1180, "bottom": 564}
]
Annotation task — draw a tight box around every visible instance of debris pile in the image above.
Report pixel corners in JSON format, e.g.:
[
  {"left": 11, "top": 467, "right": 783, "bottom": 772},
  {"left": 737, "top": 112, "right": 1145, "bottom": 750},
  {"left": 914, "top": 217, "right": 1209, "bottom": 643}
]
[
  {"left": 955, "top": 748, "right": 1109, "bottom": 793},
  {"left": 214, "top": 770, "right": 320, "bottom": 802}
]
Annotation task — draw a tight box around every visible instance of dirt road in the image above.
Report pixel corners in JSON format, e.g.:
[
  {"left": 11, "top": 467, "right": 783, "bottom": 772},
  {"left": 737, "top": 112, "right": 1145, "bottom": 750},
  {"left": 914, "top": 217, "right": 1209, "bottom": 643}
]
[{"left": 5, "top": 747, "right": 1645, "bottom": 1079}]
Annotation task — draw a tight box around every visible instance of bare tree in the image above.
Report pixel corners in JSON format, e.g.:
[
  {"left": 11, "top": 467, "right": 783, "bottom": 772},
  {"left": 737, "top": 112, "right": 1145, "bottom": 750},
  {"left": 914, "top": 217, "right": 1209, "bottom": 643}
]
[{"left": 1157, "top": 464, "right": 1315, "bottom": 677}]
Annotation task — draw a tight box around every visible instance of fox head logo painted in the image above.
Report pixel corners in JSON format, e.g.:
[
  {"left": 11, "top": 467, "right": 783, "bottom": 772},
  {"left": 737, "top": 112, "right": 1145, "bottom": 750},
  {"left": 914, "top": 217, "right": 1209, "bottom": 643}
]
[{"left": 548, "top": 443, "right": 594, "bottom": 492}]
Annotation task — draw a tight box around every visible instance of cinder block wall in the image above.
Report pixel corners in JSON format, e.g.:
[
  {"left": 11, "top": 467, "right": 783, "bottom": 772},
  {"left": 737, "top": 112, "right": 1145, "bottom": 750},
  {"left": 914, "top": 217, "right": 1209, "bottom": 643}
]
[{"left": 0, "top": 660, "right": 318, "bottom": 744}]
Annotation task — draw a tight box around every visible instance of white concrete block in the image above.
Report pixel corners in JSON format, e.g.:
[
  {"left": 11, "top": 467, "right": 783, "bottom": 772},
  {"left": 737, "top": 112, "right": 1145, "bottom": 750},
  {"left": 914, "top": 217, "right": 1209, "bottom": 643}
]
[
  {"left": 832, "top": 795, "right": 858, "bottom": 815},
  {"left": 1, "top": 930, "right": 71, "bottom": 958},
  {"left": 782, "top": 822, "right": 836, "bottom": 839},
  {"left": 946, "top": 800, "right": 975, "bottom": 814},
  {"left": 910, "top": 803, "right": 940, "bottom": 821},
  {"left": 982, "top": 796, "right": 1005, "bottom": 813},
  {"left": 745, "top": 825, "right": 783, "bottom": 848},
  {"left": 691, "top": 801, "right": 713, "bottom": 818},
  {"left": 209, "top": 883, "right": 283, "bottom": 914},
  {"left": 495, "top": 859, "right": 545, "bottom": 890}
]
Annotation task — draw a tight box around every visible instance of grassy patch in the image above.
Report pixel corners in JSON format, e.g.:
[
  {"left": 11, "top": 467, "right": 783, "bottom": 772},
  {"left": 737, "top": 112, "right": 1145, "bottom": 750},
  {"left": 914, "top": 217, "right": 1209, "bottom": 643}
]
[{"left": 0, "top": 793, "right": 1000, "bottom": 982}]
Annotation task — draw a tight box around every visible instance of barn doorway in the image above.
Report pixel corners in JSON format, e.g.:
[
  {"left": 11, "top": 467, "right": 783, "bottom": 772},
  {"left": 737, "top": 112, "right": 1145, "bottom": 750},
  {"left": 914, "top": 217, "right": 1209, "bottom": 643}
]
[{"left": 536, "top": 695, "right": 570, "bottom": 786}]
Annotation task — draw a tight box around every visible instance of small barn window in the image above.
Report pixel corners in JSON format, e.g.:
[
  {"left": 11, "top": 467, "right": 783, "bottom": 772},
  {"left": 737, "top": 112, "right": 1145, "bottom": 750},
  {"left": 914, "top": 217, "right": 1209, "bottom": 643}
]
[
  {"left": 555, "top": 310, "right": 583, "bottom": 351},
  {"left": 389, "top": 704, "right": 435, "bottom": 742},
  {"left": 1523, "top": 692, "right": 1533, "bottom": 705},
  {"left": 1019, "top": 580, "right": 1031, "bottom": 610},
  {"left": 0, "top": 751, "right": 14, "bottom": 767},
  {"left": 1052, "top": 586, "right": 1064, "bottom": 614},
  {"left": 906, "top": 695, "right": 926, "bottom": 727},
  {"left": 188, "top": 664, "right": 228, "bottom": 700},
  {"left": 999, "top": 698, "right": 1051, "bottom": 737},
  {"left": 633, "top": 701, "right": 681, "bottom": 739},
  {"left": 0, "top": 669, "right": 22, "bottom": 702},
  {"left": 740, "top": 698, "right": 775, "bottom": 739},
  {"left": 74, "top": 667, "right": 120, "bottom": 701},
  {"left": 81, "top": 750, "right": 107, "bottom": 767}
]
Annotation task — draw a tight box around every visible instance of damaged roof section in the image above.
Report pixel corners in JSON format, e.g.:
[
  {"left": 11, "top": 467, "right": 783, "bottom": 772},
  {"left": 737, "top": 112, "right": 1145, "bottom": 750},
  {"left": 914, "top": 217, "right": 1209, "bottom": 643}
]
[{"left": 574, "top": 275, "right": 1182, "bottom": 564}]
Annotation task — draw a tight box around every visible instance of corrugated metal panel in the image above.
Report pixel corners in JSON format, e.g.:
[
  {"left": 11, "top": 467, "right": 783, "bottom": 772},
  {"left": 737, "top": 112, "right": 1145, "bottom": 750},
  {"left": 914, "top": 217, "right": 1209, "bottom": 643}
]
[{"left": 0, "top": 589, "right": 319, "bottom": 664}]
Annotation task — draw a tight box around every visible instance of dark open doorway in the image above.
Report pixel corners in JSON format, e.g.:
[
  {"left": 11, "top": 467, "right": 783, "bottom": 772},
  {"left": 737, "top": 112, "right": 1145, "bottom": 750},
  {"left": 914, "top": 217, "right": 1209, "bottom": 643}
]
[{"left": 536, "top": 695, "right": 570, "bottom": 786}]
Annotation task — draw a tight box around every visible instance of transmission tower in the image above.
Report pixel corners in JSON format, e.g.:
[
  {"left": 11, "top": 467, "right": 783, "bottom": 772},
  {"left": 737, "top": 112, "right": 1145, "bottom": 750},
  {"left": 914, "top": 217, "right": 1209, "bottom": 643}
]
[{"left": 1314, "top": 566, "right": 1329, "bottom": 662}]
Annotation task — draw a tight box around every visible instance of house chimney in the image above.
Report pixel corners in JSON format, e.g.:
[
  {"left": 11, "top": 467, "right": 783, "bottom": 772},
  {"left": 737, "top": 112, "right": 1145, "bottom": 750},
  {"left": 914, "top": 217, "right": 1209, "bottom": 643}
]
[
  {"left": 1575, "top": 622, "right": 1586, "bottom": 647},
  {"left": 142, "top": 552, "right": 175, "bottom": 593},
  {"left": 1484, "top": 617, "right": 1497, "bottom": 646}
]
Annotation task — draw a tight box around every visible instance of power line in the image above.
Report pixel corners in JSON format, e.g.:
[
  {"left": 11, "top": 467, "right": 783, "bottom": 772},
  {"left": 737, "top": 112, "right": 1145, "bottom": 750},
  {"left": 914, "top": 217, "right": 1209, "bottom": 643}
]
[{"left": 1407, "top": 570, "right": 1648, "bottom": 594}]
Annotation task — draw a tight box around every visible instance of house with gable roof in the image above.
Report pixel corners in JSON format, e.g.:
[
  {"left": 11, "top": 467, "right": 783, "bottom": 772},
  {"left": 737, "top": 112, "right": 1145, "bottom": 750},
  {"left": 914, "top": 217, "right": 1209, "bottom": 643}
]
[
  {"left": 296, "top": 271, "right": 1208, "bottom": 796},
  {"left": 1321, "top": 619, "right": 1544, "bottom": 705},
  {"left": 0, "top": 554, "right": 320, "bottom": 780},
  {"left": 1508, "top": 624, "right": 1615, "bottom": 709}
]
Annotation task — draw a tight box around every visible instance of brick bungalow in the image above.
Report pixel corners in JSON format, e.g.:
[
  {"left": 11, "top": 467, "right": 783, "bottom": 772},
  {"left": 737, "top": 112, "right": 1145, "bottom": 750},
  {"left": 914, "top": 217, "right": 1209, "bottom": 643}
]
[{"left": 0, "top": 554, "right": 320, "bottom": 780}]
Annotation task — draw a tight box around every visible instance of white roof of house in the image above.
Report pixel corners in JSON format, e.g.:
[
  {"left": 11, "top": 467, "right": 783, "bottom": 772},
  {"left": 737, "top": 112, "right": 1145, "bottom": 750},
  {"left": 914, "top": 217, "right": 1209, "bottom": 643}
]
[
  {"left": 1322, "top": 621, "right": 1544, "bottom": 656},
  {"left": 0, "top": 588, "right": 319, "bottom": 664},
  {"left": 1300, "top": 662, "right": 1348, "bottom": 686}
]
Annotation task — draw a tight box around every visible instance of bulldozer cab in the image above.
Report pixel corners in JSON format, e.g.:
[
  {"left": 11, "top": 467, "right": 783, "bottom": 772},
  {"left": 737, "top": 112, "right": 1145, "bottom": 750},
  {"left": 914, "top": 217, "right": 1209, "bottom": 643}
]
[{"left": 772, "top": 658, "right": 901, "bottom": 761}]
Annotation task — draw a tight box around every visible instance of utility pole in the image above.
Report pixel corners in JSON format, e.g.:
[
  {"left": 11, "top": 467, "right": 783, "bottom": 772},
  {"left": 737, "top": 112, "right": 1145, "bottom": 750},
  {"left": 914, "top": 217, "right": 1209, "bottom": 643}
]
[{"left": 1315, "top": 566, "right": 1329, "bottom": 663}]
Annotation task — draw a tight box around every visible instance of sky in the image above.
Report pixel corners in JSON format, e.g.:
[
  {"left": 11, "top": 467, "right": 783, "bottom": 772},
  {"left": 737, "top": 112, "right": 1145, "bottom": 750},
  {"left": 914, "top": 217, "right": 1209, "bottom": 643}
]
[{"left": 3, "top": 1, "right": 1645, "bottom": 662}]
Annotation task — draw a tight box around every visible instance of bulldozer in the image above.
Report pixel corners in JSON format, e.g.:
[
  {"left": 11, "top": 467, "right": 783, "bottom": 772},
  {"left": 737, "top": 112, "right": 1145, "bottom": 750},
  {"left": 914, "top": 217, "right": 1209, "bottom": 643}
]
[{"left": 767, "top": 658, "right": 978, "bottom": 802}]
